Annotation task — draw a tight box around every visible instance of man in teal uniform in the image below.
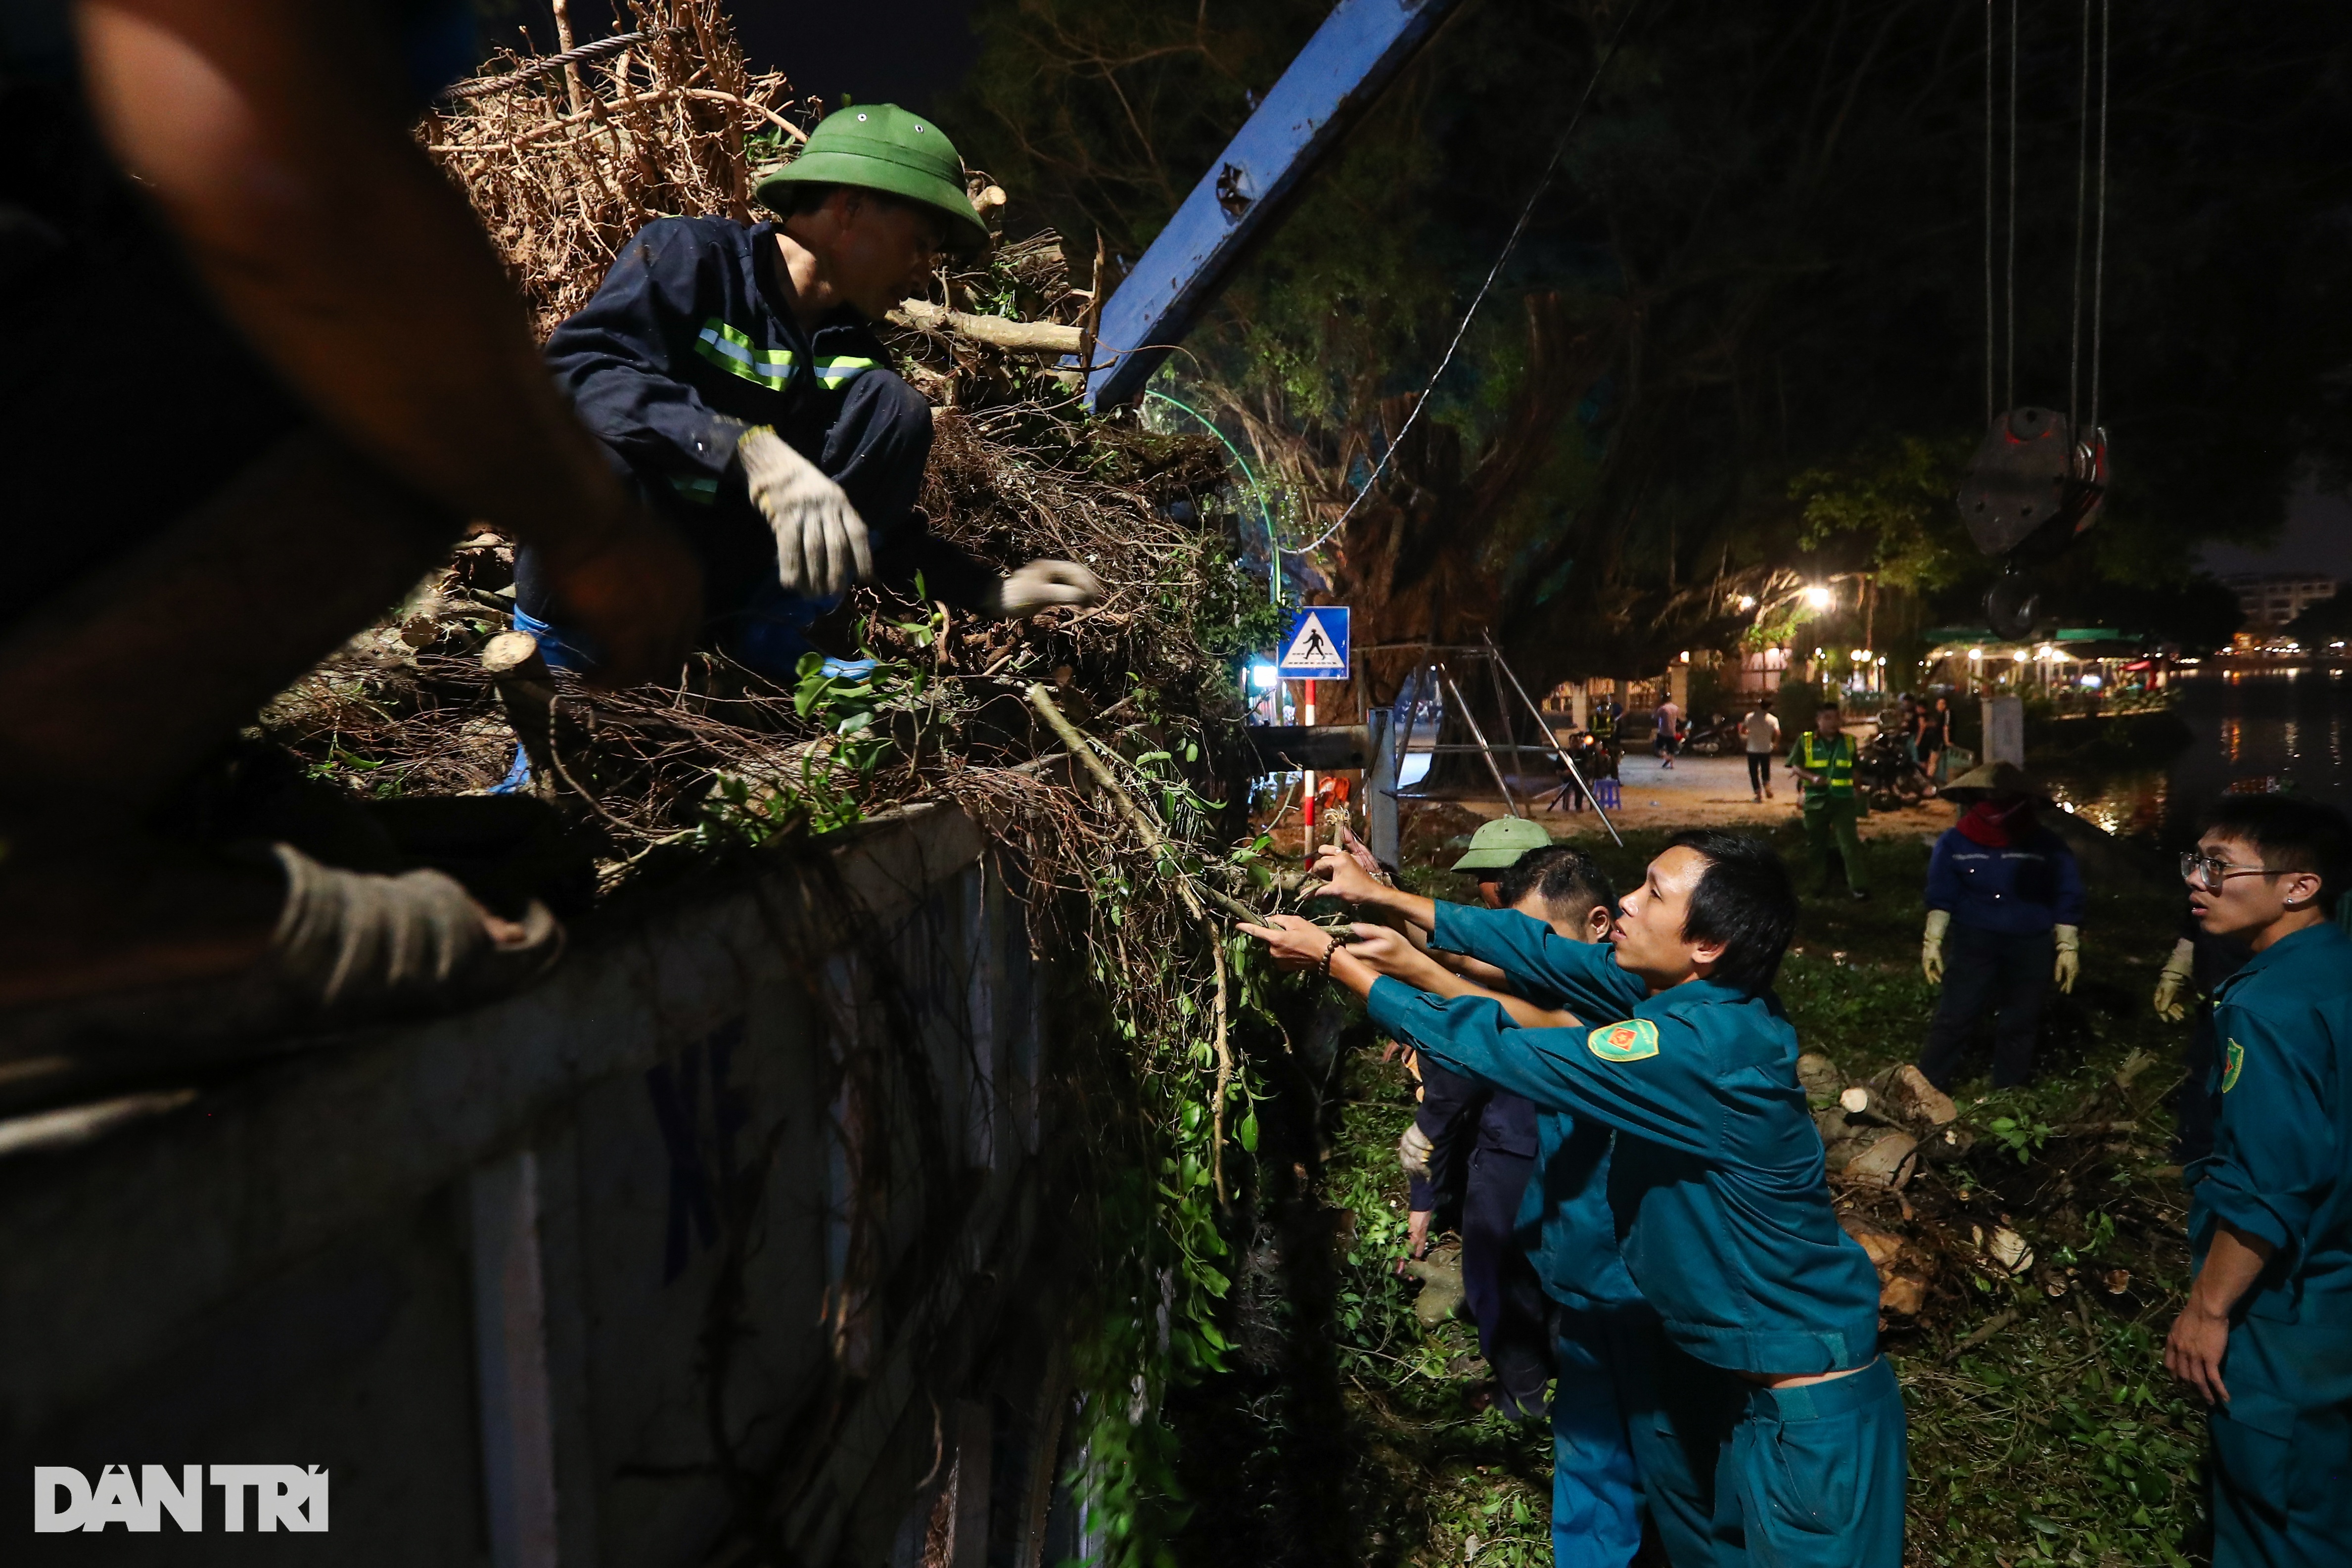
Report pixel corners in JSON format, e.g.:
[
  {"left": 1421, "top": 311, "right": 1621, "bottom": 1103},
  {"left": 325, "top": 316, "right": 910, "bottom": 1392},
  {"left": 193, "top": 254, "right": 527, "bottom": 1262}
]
[
  {"left": 1792, "top": 703, "right": 1869, "bottom": 900},
  {"left": 1251, "top": 830, "right": 1904, "bottom": 1567},
  {"left": 2165, "top": 795, "right": 2352, "bottom": 1565},
  {"left": 1304, "top": 838, "right": 1646, "bottom": 1567}
]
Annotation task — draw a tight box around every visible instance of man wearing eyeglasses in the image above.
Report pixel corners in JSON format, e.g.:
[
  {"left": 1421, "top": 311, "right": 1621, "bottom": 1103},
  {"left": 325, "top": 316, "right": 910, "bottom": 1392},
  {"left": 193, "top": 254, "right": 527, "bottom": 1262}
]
[{"left": 2163, "top": 795, "right": 2352, "bottom": 1566}]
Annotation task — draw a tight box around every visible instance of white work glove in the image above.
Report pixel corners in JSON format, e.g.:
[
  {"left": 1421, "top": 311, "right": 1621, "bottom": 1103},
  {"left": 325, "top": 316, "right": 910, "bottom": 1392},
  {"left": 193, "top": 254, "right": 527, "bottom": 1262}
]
[
  {"left": 736, "top": 426, "right": 872, "bottom": 599},
  {"left": 2153, "top": 936, "right": 2195, "bottom": 1022},
  {"left": 2053, "top": 924, "right": 2081, "bottom": 994},
  {"left": 1921, "top": 909, "right": 1950, "bottom": 985},
  {"left": 1398, "top": 1122, "right": 1433, "bottom": 1180},
  {"left": 985, "top": 559, "right": 1104, "bottom": 618}
]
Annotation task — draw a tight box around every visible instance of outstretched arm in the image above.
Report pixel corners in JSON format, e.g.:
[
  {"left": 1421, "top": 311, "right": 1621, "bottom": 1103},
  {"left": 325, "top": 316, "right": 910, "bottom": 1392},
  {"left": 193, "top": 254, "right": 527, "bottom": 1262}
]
[{"left": 76, "top": 0, "right": 698, "bottom": 684}]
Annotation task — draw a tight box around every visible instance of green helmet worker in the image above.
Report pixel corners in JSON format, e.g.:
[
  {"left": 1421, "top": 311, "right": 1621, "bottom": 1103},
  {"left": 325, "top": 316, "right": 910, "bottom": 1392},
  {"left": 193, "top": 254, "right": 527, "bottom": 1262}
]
[
  {"left": 1453, "top": 816, "right": 1558, "bottom": 906},
  {"left": 514, "top": 103, "right": 1104, "bottom": 690},
  {"left": 1790, "top": 703, "right": 1870, "bottom": 900}
]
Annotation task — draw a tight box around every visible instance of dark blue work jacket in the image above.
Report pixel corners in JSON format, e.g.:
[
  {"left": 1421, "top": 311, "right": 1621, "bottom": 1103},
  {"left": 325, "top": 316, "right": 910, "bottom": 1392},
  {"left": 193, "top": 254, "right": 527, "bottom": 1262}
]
[
  {"left": 1373, "top": 905, "right": 1883, "bottom": 1374},
  {"left": 541, "top": 216, "right": 993, "bottom": 606},
  {"left": 1924, "top": 824, "right": 2086, "bottom": 936}
]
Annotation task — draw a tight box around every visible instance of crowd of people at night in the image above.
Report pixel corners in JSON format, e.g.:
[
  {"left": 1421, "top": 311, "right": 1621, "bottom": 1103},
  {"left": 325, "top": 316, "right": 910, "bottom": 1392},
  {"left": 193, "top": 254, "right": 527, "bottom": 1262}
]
[{"left": 1242, "top": 724, "right": 2352, "bottom": 1567}]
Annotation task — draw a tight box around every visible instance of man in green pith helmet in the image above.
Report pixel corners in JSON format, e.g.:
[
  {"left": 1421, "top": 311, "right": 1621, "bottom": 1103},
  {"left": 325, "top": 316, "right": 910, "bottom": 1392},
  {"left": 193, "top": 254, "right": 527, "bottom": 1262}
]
[
  {"left": 1792, "top": 701, "right": 1871, "bottom": 900},
  {"left": 516, "top": 103, "right": 1103, "bottom": 683}
]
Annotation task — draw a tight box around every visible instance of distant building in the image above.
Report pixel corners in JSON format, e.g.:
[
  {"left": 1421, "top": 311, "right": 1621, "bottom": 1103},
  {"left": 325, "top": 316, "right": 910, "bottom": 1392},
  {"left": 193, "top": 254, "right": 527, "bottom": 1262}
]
[{"left": 2221, "top": 572, "right": 2340, "bottom": 628}]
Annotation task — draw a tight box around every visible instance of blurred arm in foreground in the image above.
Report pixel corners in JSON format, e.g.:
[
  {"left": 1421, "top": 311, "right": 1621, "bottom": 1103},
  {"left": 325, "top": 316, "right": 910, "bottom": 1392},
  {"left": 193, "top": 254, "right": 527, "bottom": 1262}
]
[{"left": 0, "top": 0, "right": 697, "bottom": 1050}]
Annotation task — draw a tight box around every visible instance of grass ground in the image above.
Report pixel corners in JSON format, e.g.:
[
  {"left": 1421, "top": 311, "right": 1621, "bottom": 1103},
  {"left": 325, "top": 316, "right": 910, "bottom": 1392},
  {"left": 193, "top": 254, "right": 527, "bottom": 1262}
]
[{"left": 1171, "top": 820, "right": 2214, "bottom": 1568}]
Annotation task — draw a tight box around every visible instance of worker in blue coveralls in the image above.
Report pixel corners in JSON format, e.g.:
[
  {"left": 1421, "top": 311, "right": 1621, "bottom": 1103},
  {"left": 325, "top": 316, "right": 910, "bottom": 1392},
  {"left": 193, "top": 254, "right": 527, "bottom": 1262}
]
[
  {"left": 516, "top": 103, "right": 1104, "bottom": 683},
  {"left": 1914, "top": 761, "right": 2085, "bottom": 1091},
  {"left": 1307, "top": 833, "right": 1644, "bottom": 1566},
  {"left": 1248, "top": 829, "right": 1905, "bottom": 1568},
  {"left": 2164, "top": 795, "right": 2352, "bottom": 1565},
  {"left": 1395, "top": 839, "right": 1616, "bottom": 1426}
]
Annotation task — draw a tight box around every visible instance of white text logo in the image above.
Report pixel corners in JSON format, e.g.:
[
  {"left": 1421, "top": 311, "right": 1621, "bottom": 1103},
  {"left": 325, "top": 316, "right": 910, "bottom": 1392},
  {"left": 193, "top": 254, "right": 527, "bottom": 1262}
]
[{"left": 32, "top": 1465, "right": 329, "bottom": 1532}]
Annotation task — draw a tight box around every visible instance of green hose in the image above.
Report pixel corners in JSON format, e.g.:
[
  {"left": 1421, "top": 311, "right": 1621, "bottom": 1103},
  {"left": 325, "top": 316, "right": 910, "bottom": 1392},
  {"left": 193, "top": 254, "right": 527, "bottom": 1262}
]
[{"left": 1144, "top": 389, "right": 1285, "bottom": 607}]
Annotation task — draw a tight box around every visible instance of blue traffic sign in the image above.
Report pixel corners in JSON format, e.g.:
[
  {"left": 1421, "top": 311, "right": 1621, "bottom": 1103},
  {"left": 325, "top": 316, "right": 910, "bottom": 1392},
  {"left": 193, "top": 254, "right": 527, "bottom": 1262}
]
[{"left": 1277, "top": 606, "right": 1350, "bottom": 679}]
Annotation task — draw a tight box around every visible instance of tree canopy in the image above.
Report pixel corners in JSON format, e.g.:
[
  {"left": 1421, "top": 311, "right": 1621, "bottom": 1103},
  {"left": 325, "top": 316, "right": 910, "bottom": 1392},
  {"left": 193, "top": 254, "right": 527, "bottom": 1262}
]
[{"left": 956, "top": 0, "right": 2352, "bottom": 692}]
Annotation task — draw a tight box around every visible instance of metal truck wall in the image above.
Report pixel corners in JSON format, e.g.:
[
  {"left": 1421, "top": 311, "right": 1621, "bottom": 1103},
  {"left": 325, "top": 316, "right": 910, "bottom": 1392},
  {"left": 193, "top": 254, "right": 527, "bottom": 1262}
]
[{"left": 1, "top": 806, "right": 1077, "bottom": 1566}]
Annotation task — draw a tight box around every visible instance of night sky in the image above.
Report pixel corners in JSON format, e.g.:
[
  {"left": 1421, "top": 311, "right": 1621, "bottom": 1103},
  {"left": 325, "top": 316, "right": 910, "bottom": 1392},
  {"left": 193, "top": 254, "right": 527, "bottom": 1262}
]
[{"left": 500, "top": 1, "right": 979, "bottom": 113}]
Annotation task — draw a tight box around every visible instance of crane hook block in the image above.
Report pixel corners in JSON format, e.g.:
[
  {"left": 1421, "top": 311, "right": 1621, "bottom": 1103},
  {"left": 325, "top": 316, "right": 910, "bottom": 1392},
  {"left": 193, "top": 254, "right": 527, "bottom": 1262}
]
[{"left": 1955, "top": 407, "right": 2109, "bottom": 558}]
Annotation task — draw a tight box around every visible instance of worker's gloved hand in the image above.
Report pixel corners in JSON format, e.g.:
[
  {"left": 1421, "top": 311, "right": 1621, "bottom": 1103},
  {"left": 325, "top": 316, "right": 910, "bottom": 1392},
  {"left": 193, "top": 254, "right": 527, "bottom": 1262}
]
[
  {"left": 2154, "top": 936, "right": 2196, "bottom": 1021},
  {"left": 1921, "top": 908, "right": 1950, "bottom": 985},
  {"left": 985, "top": 559, "right": 1104, "bottom": 618},
  {"left": 737, "top": 426, "right": 872, "bottom": 599},
  {"left": 1398, "top": 1121, "right": 1433, "bottom": 1180},
  {"left": 2053, "top": 923, "right": 2082, "bottom": 994},
  {"left": 268, "top": 842, "right": 564, "bottom": 1014}
]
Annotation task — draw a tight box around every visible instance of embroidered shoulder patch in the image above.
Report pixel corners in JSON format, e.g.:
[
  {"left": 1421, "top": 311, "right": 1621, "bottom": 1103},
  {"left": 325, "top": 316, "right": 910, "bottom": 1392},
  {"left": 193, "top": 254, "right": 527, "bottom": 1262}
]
[
  {"left": 2221, "top": 1038, "right": 2246, "bottom": 1094},
  {"left": 1588, "top": 1018, "right": 1660, "bottom": 1062}
]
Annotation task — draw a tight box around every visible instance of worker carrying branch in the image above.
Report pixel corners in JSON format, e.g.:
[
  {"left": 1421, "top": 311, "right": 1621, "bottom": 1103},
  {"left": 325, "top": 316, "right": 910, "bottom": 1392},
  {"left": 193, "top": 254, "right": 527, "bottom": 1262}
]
[{"left": 517, "top": 103, "right": 1104, "bottom": 680}]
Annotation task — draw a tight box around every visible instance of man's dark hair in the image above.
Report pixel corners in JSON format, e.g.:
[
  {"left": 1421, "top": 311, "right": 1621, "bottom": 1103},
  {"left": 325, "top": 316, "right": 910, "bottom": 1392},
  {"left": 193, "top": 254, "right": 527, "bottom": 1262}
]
[
  {"left": 1665, "top": 829, "right": 1798, "bottom": 991},
  {"left": 1756, "top": 694, "right": 1773, "bottom": 706},
  {"left": 1498, "top": 846, "right": 1618, "bottom": 929},
  {"left": 1816, "top": 702, "right": 1840, "bottom": 715},
  {"left": 2202, "top": 795, "right": 2352, "bottom": 916}
]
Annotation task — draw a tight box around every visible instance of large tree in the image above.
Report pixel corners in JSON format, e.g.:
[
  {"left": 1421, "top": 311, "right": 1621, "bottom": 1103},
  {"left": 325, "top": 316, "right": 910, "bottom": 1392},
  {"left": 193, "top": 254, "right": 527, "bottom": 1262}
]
[{"left": 958, "top": 0, "right": 2352, "bottom": 702}]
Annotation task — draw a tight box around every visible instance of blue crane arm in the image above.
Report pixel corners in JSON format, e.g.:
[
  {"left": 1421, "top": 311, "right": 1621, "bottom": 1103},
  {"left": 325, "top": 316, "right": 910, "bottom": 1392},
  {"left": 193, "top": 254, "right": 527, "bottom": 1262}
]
[{"left": 1084, "top": 0, "right": 1466, "bottom": 412}]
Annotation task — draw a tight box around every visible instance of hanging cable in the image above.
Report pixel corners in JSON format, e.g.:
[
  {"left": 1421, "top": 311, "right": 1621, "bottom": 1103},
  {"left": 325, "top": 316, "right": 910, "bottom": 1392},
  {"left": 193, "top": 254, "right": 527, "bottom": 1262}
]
[
  {"left": 2088, "top": 0, "right": 2109, "bottom": 440},
  {"left": 2068, "top": 0, "right": 2091, "bottom": 442},
  {"left": 2005, "top": 0, "right": 2018, "bottom": 411},
  {"left": 1983, "top": 0, "right": 1996, "bottom": 425},
  {"left": 1290, "top": 0, "right": 1647, "bottom": 556}
]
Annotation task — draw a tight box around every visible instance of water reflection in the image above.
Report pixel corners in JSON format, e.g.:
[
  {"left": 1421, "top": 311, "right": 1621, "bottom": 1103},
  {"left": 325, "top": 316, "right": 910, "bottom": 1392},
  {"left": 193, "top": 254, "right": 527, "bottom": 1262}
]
[{"left": 2043, "top": 668, "right": 2352, "bottom": 846}]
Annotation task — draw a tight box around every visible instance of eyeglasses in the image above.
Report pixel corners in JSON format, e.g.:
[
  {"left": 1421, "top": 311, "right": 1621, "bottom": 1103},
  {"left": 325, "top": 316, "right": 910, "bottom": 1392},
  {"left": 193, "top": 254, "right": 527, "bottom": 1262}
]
[{"left": 2179, "top": 851, "right": 2282, "bottom": 891}]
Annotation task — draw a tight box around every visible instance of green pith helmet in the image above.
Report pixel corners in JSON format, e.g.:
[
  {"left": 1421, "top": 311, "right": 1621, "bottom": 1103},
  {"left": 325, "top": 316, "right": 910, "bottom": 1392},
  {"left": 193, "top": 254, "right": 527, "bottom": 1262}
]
[
  {"left": 1451, "top": 816, "right": 1554, "bottom": 872},
  {"left": 754, "top": 104, "right": 989, "bottom": 256}
]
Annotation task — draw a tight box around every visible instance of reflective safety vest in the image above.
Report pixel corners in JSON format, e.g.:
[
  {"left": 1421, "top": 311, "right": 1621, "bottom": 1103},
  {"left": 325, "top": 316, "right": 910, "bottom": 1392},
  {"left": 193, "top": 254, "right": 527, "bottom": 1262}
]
[
  {"left": 1588, "top": 705, "right": 1616, "bottom": 739},
  {"left": 1795, "top": 731, "right": 1857, "bottom": 796}
]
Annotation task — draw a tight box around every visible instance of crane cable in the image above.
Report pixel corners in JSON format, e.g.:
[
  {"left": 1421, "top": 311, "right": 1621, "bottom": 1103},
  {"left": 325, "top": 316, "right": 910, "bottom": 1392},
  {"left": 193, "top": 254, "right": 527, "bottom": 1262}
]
[{"left": 1291, "top": 0, "right": 1648, "bottom": 556}]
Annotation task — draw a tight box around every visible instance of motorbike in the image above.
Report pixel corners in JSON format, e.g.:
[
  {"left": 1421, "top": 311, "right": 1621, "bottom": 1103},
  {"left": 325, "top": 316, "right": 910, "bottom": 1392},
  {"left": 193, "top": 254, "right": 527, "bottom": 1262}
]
[{"left": 1856, "top": 727, "right": 1938, "bottom": 812}]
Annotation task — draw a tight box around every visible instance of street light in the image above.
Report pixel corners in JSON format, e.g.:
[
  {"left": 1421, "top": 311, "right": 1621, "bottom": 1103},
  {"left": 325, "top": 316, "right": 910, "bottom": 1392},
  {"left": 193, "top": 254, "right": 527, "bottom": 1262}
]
[
  {"left": 1805, "top": 584, "right": 1835, "bottom": 611},
  {"left": 1737, "top": 595, "right": 1757, "bottom": 611},
  {"left": 1850, "top": 648, "right": 1871, "bottom": 663},
  {"left": 1967, "top": 648, "right": 1983, "bottom": 662}
]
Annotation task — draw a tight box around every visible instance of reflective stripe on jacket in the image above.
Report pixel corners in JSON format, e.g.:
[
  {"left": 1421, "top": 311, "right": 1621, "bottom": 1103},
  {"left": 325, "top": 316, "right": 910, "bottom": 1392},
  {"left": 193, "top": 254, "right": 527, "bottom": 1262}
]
[{"left": 1795, "top": 731, "right": 1856, "bottom": 796}]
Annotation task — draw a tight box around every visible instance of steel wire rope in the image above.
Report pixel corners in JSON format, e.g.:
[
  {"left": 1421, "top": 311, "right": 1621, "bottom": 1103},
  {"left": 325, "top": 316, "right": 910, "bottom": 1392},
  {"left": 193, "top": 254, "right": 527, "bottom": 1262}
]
[
  {"left": 2088, "top": 0, "right": 2109, "bottom": 441},
  {"left": 1144, "top": 389, "right": 1285, "bottom": 606},
  {"left": 2068, "top": 0, "right": 2091, "bottom": 443},
  {"left": 2005, "top": 0, "right": 2018, "bottom": 411},
  {"left": 1983, "top": 0, "right": 1996, "bottom": 425},
  {"left": 1290, "top": 0, "right": 1647, "bottom": 556}
]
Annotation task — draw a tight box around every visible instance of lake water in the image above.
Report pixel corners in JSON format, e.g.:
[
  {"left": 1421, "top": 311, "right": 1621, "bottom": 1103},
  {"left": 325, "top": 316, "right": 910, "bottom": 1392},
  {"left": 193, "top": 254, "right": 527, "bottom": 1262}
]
[{"left": 2046, "top": 667, "right": 2352, "bottom": 844}]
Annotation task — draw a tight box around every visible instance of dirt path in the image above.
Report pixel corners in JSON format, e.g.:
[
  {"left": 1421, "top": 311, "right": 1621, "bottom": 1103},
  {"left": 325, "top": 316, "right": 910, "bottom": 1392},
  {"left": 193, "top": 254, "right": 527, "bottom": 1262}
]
[{"left": 1408, "top": 754, "right": 1951, "bottom": 842}]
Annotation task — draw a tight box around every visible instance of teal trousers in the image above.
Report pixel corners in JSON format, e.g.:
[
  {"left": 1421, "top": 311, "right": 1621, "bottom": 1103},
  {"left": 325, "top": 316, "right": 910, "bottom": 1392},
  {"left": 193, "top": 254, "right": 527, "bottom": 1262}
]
[
  {"left": 1605, "top": 1316, "right": 1906, "bottom": 1568},
  {"left": 2210, "top": 1313, "right": 2352, "bottom": 1567}
]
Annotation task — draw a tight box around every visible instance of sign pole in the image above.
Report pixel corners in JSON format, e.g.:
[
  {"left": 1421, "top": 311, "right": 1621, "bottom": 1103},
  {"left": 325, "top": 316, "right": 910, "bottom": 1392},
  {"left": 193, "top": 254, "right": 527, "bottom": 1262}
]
[{"left": 1302, "top": 677, "right": 1318, "bottom": 863}]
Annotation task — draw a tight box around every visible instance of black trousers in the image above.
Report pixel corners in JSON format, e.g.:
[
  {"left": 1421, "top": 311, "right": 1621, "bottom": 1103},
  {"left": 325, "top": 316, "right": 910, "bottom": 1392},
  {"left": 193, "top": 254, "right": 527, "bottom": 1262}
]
[
  {"left": 1460, "top": 1146, "right": 1553, "bottom": 1419},
  {"left": 1746, "top": 752, "right": 1772, "bottom": 792},
  {"left": 1917, "top": 923, "right": 2054, "bottom": 1089}
]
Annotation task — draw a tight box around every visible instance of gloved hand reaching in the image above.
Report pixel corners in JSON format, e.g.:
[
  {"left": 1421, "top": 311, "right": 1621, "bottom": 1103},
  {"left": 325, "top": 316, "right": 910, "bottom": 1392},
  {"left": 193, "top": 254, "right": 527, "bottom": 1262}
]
[
  {"left": 2153, "top": 936, "right": 2195, "bottom": 1021},
  {"left": 1921, "top": 908, "right": 1950, "bottom": 985},
  {"left": 985, "top": 559, "right": 1105, "bottom": 618},
  {"left": 2053, "top": 923, "right": 2081, "bottom": 994},
  {"left": 1398, "top": 1121, "right": 1433, "bottom": 1180},
  {"left": 736, "top": 426, "right": 872, "bottom": 599}
]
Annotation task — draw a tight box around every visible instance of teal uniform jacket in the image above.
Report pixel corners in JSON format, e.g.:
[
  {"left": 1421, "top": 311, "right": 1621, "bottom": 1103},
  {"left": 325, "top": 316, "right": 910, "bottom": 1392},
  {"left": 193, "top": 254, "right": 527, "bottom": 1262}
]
[
  {"left": 1419, "top": 910, "right": 1642, "bottom": 1312},
  {"left": 2185, "top": 919, "right": 2352, "bottom": 1564},
  {"left": 2190, "top": 919, "right": 2352, "bottom": 1320},
  {"left": 1373, "top": 904, "right": 1882, "bottom": 1375}
]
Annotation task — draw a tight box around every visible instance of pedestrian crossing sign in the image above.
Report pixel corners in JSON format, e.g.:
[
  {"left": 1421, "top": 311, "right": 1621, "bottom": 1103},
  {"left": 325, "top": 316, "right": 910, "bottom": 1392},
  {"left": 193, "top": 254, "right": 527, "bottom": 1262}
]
[{"left": 1276, "top": 606, "right": 1350, "bottom": 679}]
